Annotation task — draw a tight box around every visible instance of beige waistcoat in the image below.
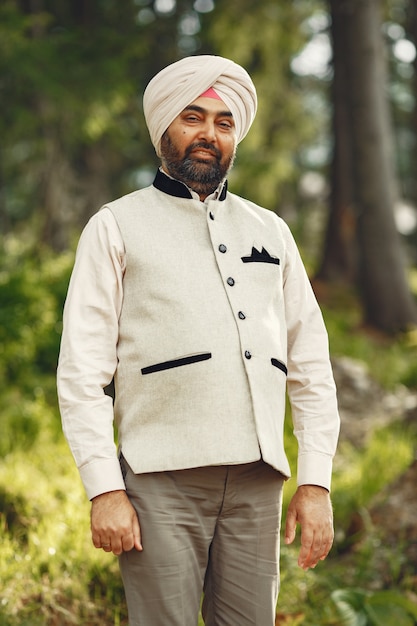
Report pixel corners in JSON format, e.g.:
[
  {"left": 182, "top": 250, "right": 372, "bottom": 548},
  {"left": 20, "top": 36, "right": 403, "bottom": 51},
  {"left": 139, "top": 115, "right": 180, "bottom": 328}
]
[{"left": 107, "top": 180, "right": 338, "bottom": 486}]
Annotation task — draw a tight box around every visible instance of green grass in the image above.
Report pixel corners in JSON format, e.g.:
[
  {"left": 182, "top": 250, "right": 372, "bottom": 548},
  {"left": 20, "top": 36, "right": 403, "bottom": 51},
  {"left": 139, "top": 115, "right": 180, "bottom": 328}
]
[{"left": 1, "top": 441, "right": 127, "bottom": 625}]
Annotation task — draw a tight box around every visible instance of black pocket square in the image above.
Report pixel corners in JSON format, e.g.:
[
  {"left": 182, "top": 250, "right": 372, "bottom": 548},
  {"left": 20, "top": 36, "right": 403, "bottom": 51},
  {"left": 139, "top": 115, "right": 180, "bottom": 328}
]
[{"left": 241, "top": 247, "right": 280, "bottom": 265}]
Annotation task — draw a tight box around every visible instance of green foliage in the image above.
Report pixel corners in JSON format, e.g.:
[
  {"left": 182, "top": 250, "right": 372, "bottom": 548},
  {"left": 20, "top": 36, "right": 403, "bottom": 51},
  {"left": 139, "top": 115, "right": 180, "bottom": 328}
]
[
  {"left": 0, "top": 241, "right": 67, "bottom": 384},
  {"left": 331, "top": 588, "right": 417, "bottom": 626},
  {"left": 331, "top": 423, "right": 414, "bottom": 548},
  {"left": 0, "top": 0, "right": 203, "bottom": 242},
  {"left": 204, "top": 0, "right": 324, "bottom": 212},
  {"left": 0, "top": 0, "right": 331, "bottom": 250},
  {"left": 0, "top": 236, "right": 73, "bottom": 454}
]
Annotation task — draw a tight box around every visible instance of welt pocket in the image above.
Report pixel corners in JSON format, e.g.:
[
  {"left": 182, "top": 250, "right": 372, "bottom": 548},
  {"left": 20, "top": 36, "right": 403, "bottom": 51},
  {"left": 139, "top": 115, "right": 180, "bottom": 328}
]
[
  {"left": 243, "top": 258, "right": 280, "bottom": 265},
  {"left": 271, "top": 358, "right": 288, "bottom": 376},
  {"left": 141, "top": 352, "right": 212, "bottom": 375}
]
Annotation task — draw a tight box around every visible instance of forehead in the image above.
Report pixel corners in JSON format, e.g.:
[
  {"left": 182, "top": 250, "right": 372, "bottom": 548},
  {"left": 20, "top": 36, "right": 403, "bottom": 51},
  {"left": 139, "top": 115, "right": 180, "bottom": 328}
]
[{"left": 183, "top": 96, "right": 233, "bottom": 117}]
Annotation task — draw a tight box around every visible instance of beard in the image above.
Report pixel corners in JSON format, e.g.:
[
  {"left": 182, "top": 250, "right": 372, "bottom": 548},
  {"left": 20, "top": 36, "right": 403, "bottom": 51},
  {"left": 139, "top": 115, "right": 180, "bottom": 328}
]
[{"left": 160, "top": 132, "right": 235, "bottom": 198}]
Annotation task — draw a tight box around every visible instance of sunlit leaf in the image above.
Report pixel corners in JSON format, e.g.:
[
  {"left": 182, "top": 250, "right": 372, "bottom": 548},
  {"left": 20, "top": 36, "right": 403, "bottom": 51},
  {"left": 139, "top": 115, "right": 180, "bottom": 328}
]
[{"left": 331, "top": 589, "right": 369, "bottom": 626}]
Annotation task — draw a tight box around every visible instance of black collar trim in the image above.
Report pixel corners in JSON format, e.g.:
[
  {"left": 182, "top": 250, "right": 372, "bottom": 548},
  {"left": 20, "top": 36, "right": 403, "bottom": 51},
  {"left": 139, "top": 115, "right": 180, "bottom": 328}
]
[{"left": 152, "top": 169, "right": 228, "bottom": 201}]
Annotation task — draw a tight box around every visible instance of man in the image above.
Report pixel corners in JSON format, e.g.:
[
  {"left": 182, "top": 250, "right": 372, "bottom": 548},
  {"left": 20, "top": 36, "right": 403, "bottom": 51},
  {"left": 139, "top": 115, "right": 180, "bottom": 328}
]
[{"left": 57, "top": 55, "right": 340, "bottom": 626}]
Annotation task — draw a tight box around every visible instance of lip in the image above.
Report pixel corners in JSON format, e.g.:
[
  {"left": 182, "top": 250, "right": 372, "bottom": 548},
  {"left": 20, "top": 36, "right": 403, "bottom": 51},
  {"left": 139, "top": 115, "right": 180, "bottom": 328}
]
[{"left": 191, "top": 148, "right": 216, "bottom": 158}]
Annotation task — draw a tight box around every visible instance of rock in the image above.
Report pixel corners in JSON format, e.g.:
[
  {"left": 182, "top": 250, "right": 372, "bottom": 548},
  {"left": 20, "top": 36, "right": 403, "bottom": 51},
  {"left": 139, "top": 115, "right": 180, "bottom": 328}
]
[
  {"left": 331, "top": 356, "right": 417, "bottom": 447},
  {"left": 332, "top": 356, "right": 417, "bottom": 571}
]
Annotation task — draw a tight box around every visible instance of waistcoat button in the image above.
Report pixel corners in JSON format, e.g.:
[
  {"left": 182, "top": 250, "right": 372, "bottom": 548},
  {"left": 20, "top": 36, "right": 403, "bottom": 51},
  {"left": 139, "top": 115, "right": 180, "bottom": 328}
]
[
  {"left": 244, "top": 350, "right": 252, "bottom": 359},
  {"left": 238, "top": 311, "right": 246, "bottom": 320},
  {"left": 219, "top": 244, "right": 227, "bottom": 253},
  {"left": 227, "top": 277, "right": 235, "bottom": 286},
  {"left": 209, "top": 211, "right": 215, "bottom": 220}
]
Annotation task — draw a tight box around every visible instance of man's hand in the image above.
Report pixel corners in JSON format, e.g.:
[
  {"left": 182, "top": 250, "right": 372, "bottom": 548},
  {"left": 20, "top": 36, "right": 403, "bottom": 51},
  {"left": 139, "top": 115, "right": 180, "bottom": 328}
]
[
  {"left": 91, "top": 490, "right": 143, "bottom": 556},
  {"left": 284, "top": 484, "right": 334, "bottom": 570}
]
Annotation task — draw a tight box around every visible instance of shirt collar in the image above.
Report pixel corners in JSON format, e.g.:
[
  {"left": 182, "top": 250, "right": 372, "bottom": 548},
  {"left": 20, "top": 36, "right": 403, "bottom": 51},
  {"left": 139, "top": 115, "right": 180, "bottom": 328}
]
[{"left": 153, "top": 168, "right": 228, "bottom": 202}]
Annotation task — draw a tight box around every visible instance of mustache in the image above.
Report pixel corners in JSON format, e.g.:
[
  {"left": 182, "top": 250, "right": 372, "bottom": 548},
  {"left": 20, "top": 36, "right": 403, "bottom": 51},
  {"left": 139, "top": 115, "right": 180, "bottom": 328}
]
[{"left": 184, "top": 142, "right": 222, "bottom": 160}]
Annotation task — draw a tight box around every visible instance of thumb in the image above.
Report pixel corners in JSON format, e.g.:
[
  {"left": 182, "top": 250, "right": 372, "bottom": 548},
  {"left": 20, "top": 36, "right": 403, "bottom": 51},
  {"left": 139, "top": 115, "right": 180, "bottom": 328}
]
[
  {"left": 132, "top": 511, "right": 143, "bottom": 551},
  {"left": 285, "top": 505, "right": 297, "bottom": 545}
]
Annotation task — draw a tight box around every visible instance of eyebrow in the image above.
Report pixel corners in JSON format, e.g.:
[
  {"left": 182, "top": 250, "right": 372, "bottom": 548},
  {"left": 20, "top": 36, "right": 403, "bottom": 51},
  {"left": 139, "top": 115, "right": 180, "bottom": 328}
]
[{"left": 182, "top": 104, "right": 234, "bottom": 118}]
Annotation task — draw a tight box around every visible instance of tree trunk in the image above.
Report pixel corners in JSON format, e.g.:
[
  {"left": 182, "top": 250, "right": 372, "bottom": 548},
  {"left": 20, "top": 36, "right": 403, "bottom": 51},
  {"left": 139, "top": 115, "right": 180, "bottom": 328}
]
[
  {"left": 343, "top": 0, "right": 417, "bottom": 332},
  {"left": 317, "top": 0, "right": 357, "bottom": 283},
  {"left": 39, "top": 130, "right": 84, "bottom": 251},
  {"left": 407, "top": 1, "right": 417, "bottom": 204}
]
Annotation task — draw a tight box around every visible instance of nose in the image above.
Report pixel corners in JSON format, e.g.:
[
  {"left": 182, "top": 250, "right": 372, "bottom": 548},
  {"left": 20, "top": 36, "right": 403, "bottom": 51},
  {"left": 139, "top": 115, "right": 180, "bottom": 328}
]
[{"left": 198, "top": 118, "right": 217, "bottom": 143}]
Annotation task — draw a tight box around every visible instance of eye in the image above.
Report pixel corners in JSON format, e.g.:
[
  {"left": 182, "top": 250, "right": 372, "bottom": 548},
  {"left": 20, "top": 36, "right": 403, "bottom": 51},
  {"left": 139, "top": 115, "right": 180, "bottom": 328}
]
[{"left": 184, "top": 114, "right": 200, "bottom": 123}]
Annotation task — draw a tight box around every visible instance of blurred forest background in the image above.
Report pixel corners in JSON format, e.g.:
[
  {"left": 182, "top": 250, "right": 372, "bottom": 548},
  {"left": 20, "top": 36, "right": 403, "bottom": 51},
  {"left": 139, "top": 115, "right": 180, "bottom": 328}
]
[{"left": 1, "top": 0, "right": 417, "bottom": 624}]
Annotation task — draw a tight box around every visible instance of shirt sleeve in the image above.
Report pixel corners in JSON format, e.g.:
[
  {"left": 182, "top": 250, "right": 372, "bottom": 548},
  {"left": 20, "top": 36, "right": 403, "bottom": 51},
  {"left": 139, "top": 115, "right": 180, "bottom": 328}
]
[
  {"left": 281, "top": 220, "right": 340, "bottom": 491},
  {"left": 57, "top": 208, "right": 126, "bottom": 500}
]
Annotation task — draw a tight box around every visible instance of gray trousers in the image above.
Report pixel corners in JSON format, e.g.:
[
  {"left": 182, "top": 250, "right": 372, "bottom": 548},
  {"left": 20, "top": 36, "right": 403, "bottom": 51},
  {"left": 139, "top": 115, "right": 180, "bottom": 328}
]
[{"left": 119, "top": 457, "right": 284, "bottom": 626}]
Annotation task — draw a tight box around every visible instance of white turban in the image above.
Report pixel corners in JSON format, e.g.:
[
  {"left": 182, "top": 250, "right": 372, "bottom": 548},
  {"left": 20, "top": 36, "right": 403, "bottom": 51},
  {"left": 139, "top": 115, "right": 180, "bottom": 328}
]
[{"left": 143, "top": 55, "right": 258, "bottom": 156}]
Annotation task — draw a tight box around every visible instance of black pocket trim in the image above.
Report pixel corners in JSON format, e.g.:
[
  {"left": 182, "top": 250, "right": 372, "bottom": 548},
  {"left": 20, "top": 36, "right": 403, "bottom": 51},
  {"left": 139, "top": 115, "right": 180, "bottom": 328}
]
[
  {"left": 241, "top": 246, "right": 280, "bottom": 265},
  {"left": 271, "top": 358, "right": 288, "bottom": 376},
  {"left": 141, "top": 352, "right": 212, "bottom": 375}
]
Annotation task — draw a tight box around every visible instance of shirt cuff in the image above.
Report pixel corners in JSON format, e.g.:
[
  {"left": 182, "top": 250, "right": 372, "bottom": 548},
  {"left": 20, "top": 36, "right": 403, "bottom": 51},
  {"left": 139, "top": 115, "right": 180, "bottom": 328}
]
[
  {"left": 297, "top": 452, "right": 334, "bottom": 492},
  {"left": 79, "top": 457, "right": 126, "bottom": 501}
]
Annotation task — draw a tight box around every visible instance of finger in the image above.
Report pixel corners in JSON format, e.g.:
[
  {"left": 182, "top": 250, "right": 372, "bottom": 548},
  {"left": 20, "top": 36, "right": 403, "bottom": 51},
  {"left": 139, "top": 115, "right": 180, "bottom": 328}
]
[
  {"left": 298, "top": 543, "right": 313, "bottom": 569},
  {"left": 284, "top": 507, "right": 297, "bottom": 545},
  {"left": 308, "top": 537, "right": 328, "bottom": 568},
  {"left": 300, "top": 525, "right": 333, "bottom": 569},
  {"left": 119, "top": 520, "right": 143, "bottom": 553},
  {"left": 319, "top": 529, "right": 334, "bottom": 561},
  {"left": 108, "top": 534, "right": 124, "bottom": 556},
  {"left": 132, "top": 512, "right": 143, "bottom": 551},
  {"left": 121, "top": 534, "right": 134, "bottom": 552},
  {"left": 92, "top": 529, "right": 108, "bottom": 549},
  {"left": 116, "top": 512, "right": 143, "bottom": 554},
  {"left": 121, "top": 533, "right": 142, "bottom": 553},
  {"left": 91, "top": 516, "right": 105, "bottom": 549},
  {"left": 309, "top": 532, "right": 325, "bottom": 567},
  {"left": 298, "top": 527, "right": 316, "bottom": 569}
]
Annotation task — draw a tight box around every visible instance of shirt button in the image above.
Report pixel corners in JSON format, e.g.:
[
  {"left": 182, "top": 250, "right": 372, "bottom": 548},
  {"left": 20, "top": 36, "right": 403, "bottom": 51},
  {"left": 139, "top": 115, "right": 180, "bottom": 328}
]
[
  {"left": 209, "top": 211, "right": 215, "bottom": 220},
  {"left": 219, "top": 244, "right": 227, "bottom": 253},
  {"left": 238, "top": 311, "right": 246, "bottom": 320},
  {"left": 227, "top": 277, "right": 235, "bottom": 286},
  {"left": 244, "top": 350, "right": 252, "bottom": 360}
]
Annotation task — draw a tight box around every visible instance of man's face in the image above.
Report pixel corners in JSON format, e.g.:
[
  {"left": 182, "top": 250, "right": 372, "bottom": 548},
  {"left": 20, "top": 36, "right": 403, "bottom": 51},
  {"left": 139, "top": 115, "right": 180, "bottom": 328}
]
[{"left": 160, "top": 96, "right": 237, "bottom": 200}]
